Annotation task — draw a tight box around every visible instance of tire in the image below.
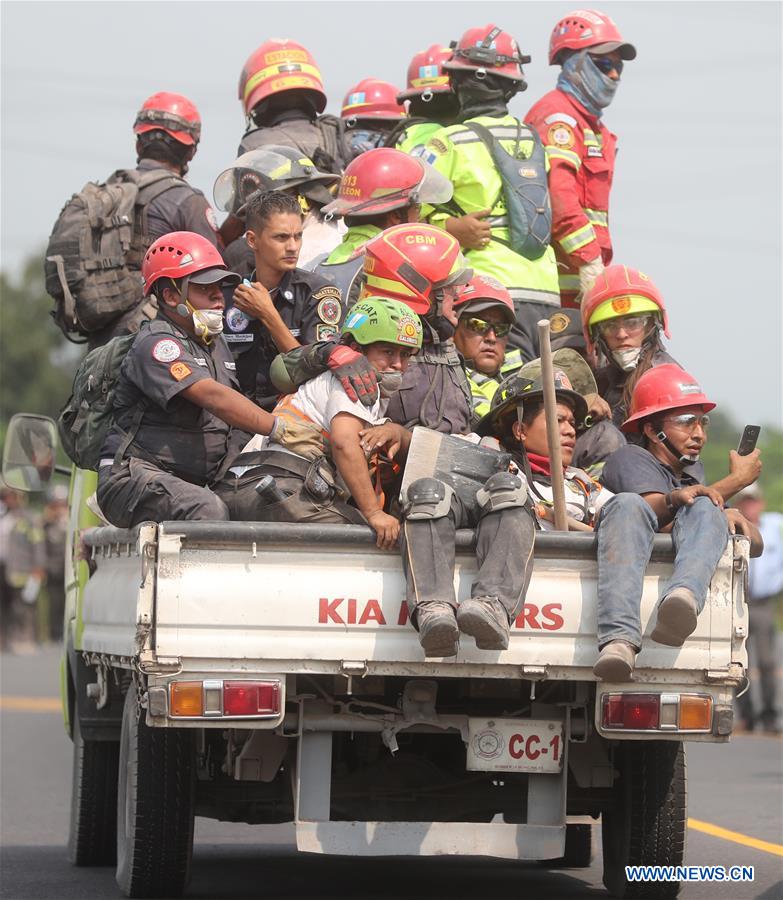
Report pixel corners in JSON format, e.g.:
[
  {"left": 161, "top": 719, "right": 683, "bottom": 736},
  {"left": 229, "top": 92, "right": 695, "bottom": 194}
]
[
  {"left": 602, "top": 741, "right": 686, "bottom": 899},
  {"left": 115, "top": 684, "right": 195, "bottom": 898},
  {"left": 68, "top": 713, "right": 120, "bottom": 866},
  {"left": 547, "top": 823, "right": 593, "bottom": 868}
]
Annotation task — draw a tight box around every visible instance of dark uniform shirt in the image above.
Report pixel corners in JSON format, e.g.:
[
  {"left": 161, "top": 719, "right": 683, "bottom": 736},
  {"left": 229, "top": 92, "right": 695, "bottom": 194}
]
[
  {"left": 137, "top": 159, "right": 220, "bottom": 248},
  {"left": 597, "top": 347, "right": 678, "bottom": 429},
  {"left": 601, "top": 444, "right": 705, "bottom": 496},
  {"left": 103, "top": 318, "right": 238, "bottom": 485},
  {"left": 222, "top": 268, "right": 344, "bottom": 409},
  {"left": 238, "top": 115, "right": 348, "bottom": 173}
]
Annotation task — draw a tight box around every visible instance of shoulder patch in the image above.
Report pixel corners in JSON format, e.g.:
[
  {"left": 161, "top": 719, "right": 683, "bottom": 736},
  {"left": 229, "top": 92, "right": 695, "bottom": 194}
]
[
  {"left": 543, "top": 112, "right": 578, "bottom": 128},
  {"left": 312, "top": 285, "right": 342, "bottom": 303},
  {"left": 225, "top": 306, "right": 250, "bottom": 333},
  {"left": 316, "top": 296, "right": 342, "bottom": 325},
  {"left": 152, "top": 339, "right": 182, "bottom": 363},
  {"left": 429, "top": 137, "right": 449, "bottom": 154},
  {"left": 316, "top": 324, "right": 338, "bottom": 342},
  {"left": 169, "top": 361, "right": 192, "bottom": 382},
  {"left": 547, "top": 123, "right": 576, "bottom": 149},
  {"left": 205, "top": 205, "right": 219, "bottom": 232},
  {"left": 549, "top": 312, "right": 571, "bottom": 335}
]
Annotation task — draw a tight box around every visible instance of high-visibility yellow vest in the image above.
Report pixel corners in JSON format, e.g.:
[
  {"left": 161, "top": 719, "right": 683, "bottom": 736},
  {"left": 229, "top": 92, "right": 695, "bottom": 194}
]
[{"left": 466, "top": 348, "right": 525, "bottom": 418}]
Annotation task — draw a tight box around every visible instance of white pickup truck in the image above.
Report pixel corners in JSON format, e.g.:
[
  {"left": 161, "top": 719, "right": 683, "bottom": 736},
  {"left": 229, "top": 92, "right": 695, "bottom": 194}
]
[{"left": 2, "top": 417, "right": 749, "bottom": 900}]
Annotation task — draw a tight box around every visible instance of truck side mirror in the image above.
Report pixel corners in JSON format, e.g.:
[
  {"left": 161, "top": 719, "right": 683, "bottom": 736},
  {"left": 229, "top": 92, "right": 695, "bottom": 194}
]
[{"left": 2, "top": 414, "right": 58, "bottom": 492}]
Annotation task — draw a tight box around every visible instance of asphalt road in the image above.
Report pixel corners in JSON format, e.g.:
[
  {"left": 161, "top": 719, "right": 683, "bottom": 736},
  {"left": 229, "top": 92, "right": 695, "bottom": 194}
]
[{"left": 1, "top": 648, "right": 781, "bottom": 900}]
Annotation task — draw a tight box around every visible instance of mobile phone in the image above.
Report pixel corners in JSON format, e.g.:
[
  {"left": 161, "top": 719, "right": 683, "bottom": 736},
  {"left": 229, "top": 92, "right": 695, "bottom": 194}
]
[{"left": 736, "top": 425, "right": 761, "bottom": 456}]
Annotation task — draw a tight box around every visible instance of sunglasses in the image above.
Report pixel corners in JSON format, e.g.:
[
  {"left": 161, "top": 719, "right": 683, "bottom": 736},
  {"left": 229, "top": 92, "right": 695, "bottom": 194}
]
[
  {"left": 463, "top": 316, "right": 511, "bottom": 338},
  {"left": 664, "top": 413, "right": 711, "bottom": 430},
  {"left": 591, "top": 55, "right": 624, "bottom": 76},
  {"left": 597, "top": 314, "right": 652, "bottom": 336}
]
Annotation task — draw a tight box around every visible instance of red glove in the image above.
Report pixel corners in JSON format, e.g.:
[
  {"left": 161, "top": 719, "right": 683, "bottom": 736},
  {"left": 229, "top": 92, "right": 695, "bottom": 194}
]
[{"left": 326, "top": 344, "right": 379, "bottom": 407}]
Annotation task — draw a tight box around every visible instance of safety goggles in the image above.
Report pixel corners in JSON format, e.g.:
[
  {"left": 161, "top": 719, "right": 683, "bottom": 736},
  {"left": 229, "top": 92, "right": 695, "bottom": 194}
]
[
  {"left": 463, "top": 316, "right": 511, "bottom": 338},
  {"left": 590, "top": 55, "right": 624, "bottom": 77},
  {"left": 664, "top": 413, "right": 711, "bottom": 431},
  {"left": 597, "top": 314, "right": 652, "bottom": 336}
]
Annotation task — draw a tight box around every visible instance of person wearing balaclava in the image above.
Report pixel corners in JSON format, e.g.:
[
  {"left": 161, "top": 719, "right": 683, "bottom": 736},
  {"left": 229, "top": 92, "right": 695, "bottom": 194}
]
[
  {"left": 526, "top": 10, "right": 636, "bottom": 308},
  {"left": 417, "top": 24, "right": 561, "bottom": 364}
]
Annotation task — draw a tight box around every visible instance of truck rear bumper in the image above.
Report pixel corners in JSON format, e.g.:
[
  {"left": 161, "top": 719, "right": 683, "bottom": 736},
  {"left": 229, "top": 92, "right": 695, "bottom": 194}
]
[{"left": 295, "top": 820, "right": 565, "bottom": 860}]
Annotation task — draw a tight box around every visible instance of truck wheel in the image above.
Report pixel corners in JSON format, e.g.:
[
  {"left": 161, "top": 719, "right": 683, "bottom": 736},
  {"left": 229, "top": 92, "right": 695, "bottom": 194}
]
[
  {"left": 547, "top": 823, "right": 593, "bottom": 868},
  {"left": 602, "top": 741, "right": 686, "bottom": 899},
  {"left": 68, "top": 713, "right": 119, "bottom": 866},
  {"left": 115, "top": 684, "right": 195, "bottom": 898}
]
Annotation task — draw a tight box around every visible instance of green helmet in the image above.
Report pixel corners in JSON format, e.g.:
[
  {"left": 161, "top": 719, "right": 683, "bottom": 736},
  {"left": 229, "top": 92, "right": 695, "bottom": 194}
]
[{"left": 341, "top": 296, "right": 423, "bottom": 349}]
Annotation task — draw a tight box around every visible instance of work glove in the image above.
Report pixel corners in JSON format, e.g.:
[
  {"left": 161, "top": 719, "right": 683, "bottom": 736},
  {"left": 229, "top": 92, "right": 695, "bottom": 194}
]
[
  {"left": 577, "top": 257, "right": 605, "bottom": 303},
  {"left": 326, "top": 344, "right": 379, "bottom": 407},
  {"left": 21, "top": 575, "right": 42, "bottom": 605}
]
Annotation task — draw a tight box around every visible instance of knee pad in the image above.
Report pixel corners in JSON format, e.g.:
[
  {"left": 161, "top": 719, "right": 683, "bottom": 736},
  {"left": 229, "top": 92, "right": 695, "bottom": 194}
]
[
  {"left": 403, "top": 477, "right": 454, "bottom": 520},
  {"left": 476, "top": 471, "right": 528, "bottom": 513}
]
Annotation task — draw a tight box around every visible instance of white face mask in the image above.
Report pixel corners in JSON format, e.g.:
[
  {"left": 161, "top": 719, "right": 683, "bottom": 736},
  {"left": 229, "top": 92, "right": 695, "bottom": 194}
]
[
  {"left": 378, "top": 370, "right": 403, "bottom": 398},
  {"left": 191, "top": 307, "right": 224, "bottom": 342},
  {"left": 611, "top": 346, "right": 643, "bottom": 372}
]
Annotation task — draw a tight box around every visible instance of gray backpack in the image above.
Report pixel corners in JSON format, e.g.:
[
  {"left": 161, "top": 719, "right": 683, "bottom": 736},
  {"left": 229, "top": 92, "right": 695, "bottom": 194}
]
[{"left": 45, "top": 168, "right": 184, "bottom": 341}]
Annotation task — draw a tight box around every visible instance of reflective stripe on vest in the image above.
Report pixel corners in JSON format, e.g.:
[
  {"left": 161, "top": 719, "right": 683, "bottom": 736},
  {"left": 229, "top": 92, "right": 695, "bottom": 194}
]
[
  {"left": 507, "top": 286, "right": 561, "bottom": 306},
  {"left": 558, "top": 273, "right": 581, "bottom": 292},
  {"left": 544, "top": 146, "right": 581, "bottom": 170},
  {"left": 585, "top": 208, "right": 608, "bottom": 227}
]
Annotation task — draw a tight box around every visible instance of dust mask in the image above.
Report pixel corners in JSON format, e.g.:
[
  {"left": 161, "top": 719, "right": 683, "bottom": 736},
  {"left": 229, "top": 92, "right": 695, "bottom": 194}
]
[
  {"left": 378, "top": 370, "right": 403, "bottom": 398},
  {"left": 611, "top": 347, "right": 642, "bottom": 371}
]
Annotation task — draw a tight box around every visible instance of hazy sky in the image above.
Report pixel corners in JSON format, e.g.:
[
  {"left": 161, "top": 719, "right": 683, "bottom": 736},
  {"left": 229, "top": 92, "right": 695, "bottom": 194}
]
[{"left": 1, "top": 1, "right": 781, "bottom": 428}]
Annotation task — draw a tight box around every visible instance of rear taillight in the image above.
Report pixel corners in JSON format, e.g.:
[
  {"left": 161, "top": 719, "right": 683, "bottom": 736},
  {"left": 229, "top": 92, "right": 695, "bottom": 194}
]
[
  {"left": 601, "top": 692, "right": 712, "bottom": 732},
  {"left": 168, "top": 679, "right": 281, "bottom": 719}
]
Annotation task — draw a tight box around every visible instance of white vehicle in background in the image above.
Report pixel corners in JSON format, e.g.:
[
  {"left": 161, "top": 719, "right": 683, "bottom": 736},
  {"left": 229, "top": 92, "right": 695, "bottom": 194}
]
[{"left": 3, "top": 413, "right": 749, "bottom": 900}]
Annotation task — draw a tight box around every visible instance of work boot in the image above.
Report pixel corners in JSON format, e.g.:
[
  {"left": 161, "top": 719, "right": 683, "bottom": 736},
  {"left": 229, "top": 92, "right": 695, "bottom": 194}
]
[
  {"left": 457, "top": 596, "right": 510, "bottom": 651},
  {"left": 651, "top": 588, "right": 698, "bottom": 646},
  {"left": 415, "top": 602, "right": 459, "bottom": 658},
  {"left": 593, "top": 640, "right": 636, "bottom": 682}
]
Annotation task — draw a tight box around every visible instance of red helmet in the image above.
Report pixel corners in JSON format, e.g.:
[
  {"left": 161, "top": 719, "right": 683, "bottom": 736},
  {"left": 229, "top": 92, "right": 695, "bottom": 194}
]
[
  {"left": 322, "top": 148, "right": 452, "bottom": 218},
  {"left": 581, "top": 265, "right": 670, "bottom": 353},
  {"left": 239, "top": 39, "right": 327, "bottom": 116},
  {"left": 443, "top": 24, "right": 530, "bottom": 82},
  {"left": 142, "top": 232, "right": 231, "bottom": 296},
  {"left": 622, "top": 364, "right": 716, "bottom": 433},
  {"left": 549, "top": 9, "right": 637, "bottom": 65},
  {"left": 454, "top": 275, "right": 516, "bottom": 325},
  {"left": 341, "top": 79, "right": 406, "bottom": 121},
  {"left": 398, "top": 45, "right": 454, "bottom": 100},
  {"left": 361, "top": 224, "right": 472, "bottom": 314},
  {"left": 133, "top": 92, "right": 201, "bottom": 147}
]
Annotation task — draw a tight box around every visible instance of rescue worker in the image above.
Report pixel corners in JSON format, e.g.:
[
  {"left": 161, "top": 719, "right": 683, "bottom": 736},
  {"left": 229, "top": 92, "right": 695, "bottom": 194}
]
[
  {"left": 477, "top": 365, "right": 761, "bottom": 681},
  {"left": 314, "top": 148, "right": 453, "bottom": 303},
  {"left": 237, "top": 39, "right": 349, "bottom": 172},
  {"left": 213, "top": 146, "right": 341, "bottom": 276},
  {"left": 420, "top": 24, "right": 561, "bottom": 360},
  {"left": 89, "top": 92, "right": 220, "bottom": 346},
  {"left": 96, "top": 232, "right": 282, "bottom": 528},
  {"left": 217, "top": 297, "right": 423, "bottom": 548},
  {"left": 597, "top": 364, "right": 762, "bottom": 677},
  {"left": 392, "top": 46, "right": 460, "bottom": 154},
  {"left": 526, "top": 10, "right": 636, "bottom": 306},
  {"left": 451, "top": 275, "right": 523, "bottom": 418},
  {"left": 223, "top": 190, "right": 345, "bottom": 409},
  {"left": 582, "top": 265, "right": 678, "bottom": 429},
  {"left": 269, "top": 224, "right": 475, "bottom": 435},
  {"left": 341, "top": 78, "right": 407, "bottom": 160}
]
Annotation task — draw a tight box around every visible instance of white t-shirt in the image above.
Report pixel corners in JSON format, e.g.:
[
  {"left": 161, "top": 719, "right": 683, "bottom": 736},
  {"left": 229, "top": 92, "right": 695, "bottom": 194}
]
[{"left": 287, "top": 371, "right": 388, "bottom": 433}]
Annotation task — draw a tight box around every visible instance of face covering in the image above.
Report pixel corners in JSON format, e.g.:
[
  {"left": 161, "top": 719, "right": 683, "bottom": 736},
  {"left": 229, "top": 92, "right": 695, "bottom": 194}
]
[
  {"left": 378, "top": 370, "right": 403, "bottom": 398},
  {"left": 611, "top": 346, "right": 642, "bottom": 371},
  {"left": 557, "top": 51, "right": 618, "bottom": 117},
  {"left": 347, "top": 128, "right": 386, "bottom": 160},
  {"left": 177, "top": 299, "right": 224, "bottom": 343},
  {"left": 455, "top": 73, "right": 517, "bottom": 120}
]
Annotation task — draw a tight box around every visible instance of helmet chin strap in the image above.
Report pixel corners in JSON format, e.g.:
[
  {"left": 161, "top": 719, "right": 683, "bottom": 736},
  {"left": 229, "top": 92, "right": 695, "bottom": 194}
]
[
  {"left": 171, "top": 276, "right": 213, "bottom": 344},
  {"left": 656, "top": 429, "right": 699, "bottom": 465}
]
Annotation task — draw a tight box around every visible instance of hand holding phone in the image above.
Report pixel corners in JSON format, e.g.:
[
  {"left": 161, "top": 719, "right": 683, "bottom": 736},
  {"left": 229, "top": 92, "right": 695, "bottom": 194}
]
[{"left": 737, "top": 425, "right": 761, "bottom": 456}]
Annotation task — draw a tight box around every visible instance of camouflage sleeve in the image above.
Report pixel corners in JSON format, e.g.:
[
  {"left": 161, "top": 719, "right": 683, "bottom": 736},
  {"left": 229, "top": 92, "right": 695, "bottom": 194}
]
[{"left": 269, "top": 340, "right": 336, "bottom": 392}]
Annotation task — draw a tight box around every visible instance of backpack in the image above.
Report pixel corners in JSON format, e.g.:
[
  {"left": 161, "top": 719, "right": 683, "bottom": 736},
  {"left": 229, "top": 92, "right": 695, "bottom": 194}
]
[
  {"left": 57, "top": 333, "right": 142, "bottom": 470},
  {"left": 45, "top": 168, "right": 185, "bottom": 341},
  {"left": 465, "top": 121, "right": 552, "bottom": 260}
]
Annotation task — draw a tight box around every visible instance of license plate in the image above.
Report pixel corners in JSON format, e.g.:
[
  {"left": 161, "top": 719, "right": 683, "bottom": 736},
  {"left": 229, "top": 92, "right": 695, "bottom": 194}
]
[{"left": 466, "top": 718, "right": 564, "bottom": 774}]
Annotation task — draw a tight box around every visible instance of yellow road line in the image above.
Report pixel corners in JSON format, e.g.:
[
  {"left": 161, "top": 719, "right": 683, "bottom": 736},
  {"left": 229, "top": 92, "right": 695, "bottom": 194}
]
[
  {"left": 689, "top": 818, "right": 783, "bottom": 857},
  {"left": 0, "top": 696, "right": 61, "bottom": 712}
]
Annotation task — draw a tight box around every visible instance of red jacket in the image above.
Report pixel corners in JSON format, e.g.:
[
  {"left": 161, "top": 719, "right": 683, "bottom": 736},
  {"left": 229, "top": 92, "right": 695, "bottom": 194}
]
[{"left": 525, "top": 89, "right": 617, "bottom": 307}]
